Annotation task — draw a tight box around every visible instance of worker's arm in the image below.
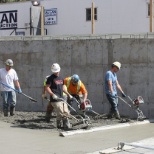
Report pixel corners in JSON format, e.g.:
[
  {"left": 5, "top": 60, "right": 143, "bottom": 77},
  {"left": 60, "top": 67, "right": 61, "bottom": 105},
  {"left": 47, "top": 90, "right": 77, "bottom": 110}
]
[
  {"left": 45, "top": 84, "right": 59, "bottom": 100},
  {"left": 14, "top": 80, "right": 22, "bottom": 93},
  {"left": 42, "top": 86, "right": 47, "bottom": 99},
  {"left": 80, "top": 83, "right": 88, "bottom": 102},
  {"left": 116, "top": 80, "right": 123, "bottom": 92},
  {"left": 43, "top": 86, "right": 46, "bottom": 94},
  {"left": 108, "top": 80, "right": 114, "bottom": 94},
  {"left": 116, "top": 80, "right": 126, "bottom": 97},
  {"left": 45, "top": 84, "right": 54, "bottom": 96},
  {"left": 83, "top": 92, "right": 88, "bottom": 102},
  {"left": 63, "top": 85, "right": 72, "bottom": 98}
]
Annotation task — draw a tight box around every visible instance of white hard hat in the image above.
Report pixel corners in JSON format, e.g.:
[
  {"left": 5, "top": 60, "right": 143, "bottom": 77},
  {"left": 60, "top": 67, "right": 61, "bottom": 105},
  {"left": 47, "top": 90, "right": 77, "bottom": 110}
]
[
  {"left": 112, "top": 61, "right": 121, "bottom": 69},
  {"left": 5, "top": 59, "right": 13, "bottom": 67},
  {"left": 51, "top": 63, "right": 61, "bottom": 73}
]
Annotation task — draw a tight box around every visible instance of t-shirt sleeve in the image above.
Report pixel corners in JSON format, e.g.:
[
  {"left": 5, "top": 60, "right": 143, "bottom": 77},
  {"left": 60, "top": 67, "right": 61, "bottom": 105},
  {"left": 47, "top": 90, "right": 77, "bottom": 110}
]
[
  {"left": 80, "top": 82, "right": 87, "bottom": 94},
  {"left": 13, "top": 70, "right": 19, "bottom": 81},
  {"left": 106, "top": 72, "right": 112, "bottom": 81},
  {"left": 46, "top": 77, "right": 51, "bottom": 85}
]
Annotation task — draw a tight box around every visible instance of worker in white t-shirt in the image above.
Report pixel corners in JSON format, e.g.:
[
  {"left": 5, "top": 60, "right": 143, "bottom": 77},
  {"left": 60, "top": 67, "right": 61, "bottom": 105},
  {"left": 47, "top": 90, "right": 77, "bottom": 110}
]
[{"left": 0, "top": 59, "right": 22, "bottom": 116}]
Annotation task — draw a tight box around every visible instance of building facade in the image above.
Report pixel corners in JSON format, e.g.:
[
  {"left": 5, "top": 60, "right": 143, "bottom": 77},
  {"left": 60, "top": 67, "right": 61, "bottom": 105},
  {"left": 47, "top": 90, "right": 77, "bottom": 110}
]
[{"left": 0, "top": 0, "right": 152, "bottom": 36}]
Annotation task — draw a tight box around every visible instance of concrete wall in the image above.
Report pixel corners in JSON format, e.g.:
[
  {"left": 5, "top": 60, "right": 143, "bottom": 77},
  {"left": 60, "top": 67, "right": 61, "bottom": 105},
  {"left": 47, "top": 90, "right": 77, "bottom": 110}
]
[{"left": 0, "top": 36, "right": 154, "bottom": 118}]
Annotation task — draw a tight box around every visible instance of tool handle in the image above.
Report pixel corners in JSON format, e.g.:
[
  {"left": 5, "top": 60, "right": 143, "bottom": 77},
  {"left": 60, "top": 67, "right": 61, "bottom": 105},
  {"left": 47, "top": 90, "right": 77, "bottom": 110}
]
[{"left": 0, "top": 81, "right": 19, "bottom": 92}]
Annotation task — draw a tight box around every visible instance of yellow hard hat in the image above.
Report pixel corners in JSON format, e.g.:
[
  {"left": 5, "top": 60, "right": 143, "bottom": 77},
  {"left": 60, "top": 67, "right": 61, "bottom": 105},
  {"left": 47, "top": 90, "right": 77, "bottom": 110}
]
[{"left": 112, "top": 61, "right": 121, "bottom": 69}]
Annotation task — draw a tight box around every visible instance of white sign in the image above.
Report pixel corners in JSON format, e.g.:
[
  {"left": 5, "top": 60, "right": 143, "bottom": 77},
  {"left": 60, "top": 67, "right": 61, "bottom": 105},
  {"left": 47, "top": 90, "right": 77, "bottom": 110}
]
[
  {"left": 44, "top": 8, "right": 57, "bottom": 25},
  {"left": 0, "top": 10, "right": 18, "bottom": 29}
]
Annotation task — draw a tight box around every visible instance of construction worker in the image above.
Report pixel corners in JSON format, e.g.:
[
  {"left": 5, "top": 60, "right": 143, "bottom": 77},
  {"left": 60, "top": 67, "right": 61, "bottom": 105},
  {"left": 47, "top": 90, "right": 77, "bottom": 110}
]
[
  {"left": 42, "top": 75, "right": 54, "bottom": 122},
  {"left": 45, "top": 63, "right": 72, "bottom": 129},
  {"left": 0, "top": 59, "right": 22, "bottom": 116},
  {"left": 105, "top": 61, "right": 126, "bottom": 120},
  {"left": 64, "top": 74, "right": 88, "bottom": 106}
]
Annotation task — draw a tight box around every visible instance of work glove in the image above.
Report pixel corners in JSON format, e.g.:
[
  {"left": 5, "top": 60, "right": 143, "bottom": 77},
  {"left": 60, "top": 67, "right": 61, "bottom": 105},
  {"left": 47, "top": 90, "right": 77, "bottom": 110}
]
[
  {"left": 42, "top": 93, "right": 47, "bottom": 99},
  {"left": 18, "top": 88, "right": 22, "bottom": 94},
  {"left": 68, "top": 94, "right": 73, "bottom": 100},
  {"left": 52, "top": 94, "right": 58, "bottom": 100},
  {"left": 121, "top": 92, "right": 126, "bottom": 97}
]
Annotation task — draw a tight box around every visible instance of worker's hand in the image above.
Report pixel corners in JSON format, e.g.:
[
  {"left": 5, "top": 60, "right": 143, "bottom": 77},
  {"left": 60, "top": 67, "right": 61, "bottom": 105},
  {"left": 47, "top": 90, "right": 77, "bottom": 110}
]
[
  {"left": 110, "top": 92, "right": 116, "bottom": 97},
  {"left": 68, "top": 94, "right": 73, "bottom": 100},
  {"left": 42, "top": 93, "right": 47, "bottom": 99},
  {"left": 83, "top": 99, "right": 86, "bottom": 103},
  {"left": 121, "top": 92, "right": 126, "bottom": 98},
  {"left": 52, "top": 94, "right": 58, "bottom": 100},
  {"left": 18, "top": 88, "right": 22, "bottom": 94}
]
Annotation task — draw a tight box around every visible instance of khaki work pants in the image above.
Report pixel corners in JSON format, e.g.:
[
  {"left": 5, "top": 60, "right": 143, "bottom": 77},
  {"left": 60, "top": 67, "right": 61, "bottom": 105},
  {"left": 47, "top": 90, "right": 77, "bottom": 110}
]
[{"left": 51, "top": 101, "right": 70, "bottom": 120}]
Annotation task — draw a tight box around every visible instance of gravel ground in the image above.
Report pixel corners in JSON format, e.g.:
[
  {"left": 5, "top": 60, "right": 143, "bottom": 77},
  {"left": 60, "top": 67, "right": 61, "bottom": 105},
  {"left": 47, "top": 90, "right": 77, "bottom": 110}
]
[{"left": 0, "top": 110, "right": 137, "bottom": 131}]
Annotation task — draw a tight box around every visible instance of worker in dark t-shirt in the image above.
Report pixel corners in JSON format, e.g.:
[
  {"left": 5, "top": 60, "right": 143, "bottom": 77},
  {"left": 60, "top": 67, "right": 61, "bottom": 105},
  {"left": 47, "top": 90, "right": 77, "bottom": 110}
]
[{"left": 45, "top": 63, "right": 72, "bottom": 129}]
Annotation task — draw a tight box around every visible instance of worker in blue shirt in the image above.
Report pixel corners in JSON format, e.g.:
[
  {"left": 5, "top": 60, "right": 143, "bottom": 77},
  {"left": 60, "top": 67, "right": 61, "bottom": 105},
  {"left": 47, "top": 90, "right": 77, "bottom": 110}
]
[{"left": 105, "top": 61, "right": 126, "bottom": 119}]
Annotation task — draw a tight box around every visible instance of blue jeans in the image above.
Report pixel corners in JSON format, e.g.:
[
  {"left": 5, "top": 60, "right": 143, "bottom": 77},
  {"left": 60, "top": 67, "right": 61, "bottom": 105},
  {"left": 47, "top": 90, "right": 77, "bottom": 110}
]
[
  {"left": 1, "top": 91, "right": 16, "bottom": 111},
  {"left": 106, "top": 94, "right": 118, "bottom": 113}
]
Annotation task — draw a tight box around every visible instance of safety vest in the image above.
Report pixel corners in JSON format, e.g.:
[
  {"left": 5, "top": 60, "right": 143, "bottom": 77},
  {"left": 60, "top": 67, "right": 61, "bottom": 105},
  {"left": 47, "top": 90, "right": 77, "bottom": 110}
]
[
  {"left": 43, "top": 75, "right": 50, "bottom": 86},
  {"left": 66, "top": 77, "right": 81, "bottom": 94}
]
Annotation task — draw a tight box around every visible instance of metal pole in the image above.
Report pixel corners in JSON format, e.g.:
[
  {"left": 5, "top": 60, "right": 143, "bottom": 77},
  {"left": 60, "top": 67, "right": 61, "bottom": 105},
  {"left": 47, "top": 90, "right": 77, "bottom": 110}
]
[
  {"left": 41, "top": 6, "right": 44, "bottom": 36},
  {"left": 91, "top": 0, "right": 95, "bottom": 34},
  {"left": 30, "top": 7, "right": 32, "bottom": 35},
  {"left": 150, "top": 0, "right": 153, "bottom": 32}
]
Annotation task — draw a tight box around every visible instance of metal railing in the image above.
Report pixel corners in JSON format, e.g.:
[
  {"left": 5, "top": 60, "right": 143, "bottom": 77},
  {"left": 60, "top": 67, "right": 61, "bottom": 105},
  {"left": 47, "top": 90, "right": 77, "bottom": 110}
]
[{"left": 10, "top": 26, "right": 47, "bottom": 36}]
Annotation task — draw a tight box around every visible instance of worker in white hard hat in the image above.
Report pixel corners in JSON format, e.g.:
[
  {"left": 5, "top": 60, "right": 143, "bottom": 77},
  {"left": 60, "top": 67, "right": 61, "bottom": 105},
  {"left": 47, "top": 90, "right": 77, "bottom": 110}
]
[
  {"left": 104, "top": 61, "right": 126, "bottom": 120},
  {"left": 0, "top": 59, "right": 22, "bottom": 116},
  {"left": 45, "top": 63, "right": 73, "bottom": 129}
]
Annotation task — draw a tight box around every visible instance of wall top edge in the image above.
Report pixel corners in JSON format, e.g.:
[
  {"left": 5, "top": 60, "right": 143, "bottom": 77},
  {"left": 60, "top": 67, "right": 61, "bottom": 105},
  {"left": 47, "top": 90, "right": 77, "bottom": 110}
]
[{"left": 1, "top": 33, "right": 154, "bottom": 41}]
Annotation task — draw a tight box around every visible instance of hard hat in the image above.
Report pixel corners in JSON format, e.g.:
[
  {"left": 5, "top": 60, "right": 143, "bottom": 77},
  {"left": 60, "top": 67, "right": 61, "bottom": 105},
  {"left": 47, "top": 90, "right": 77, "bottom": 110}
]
[
  {"left": 71, "top": 74, "right": 80, "bottom": 83},
  {"left": 112, "top": 61, "right": 121, "bottom": 69},
  {"left": 5, "top": 59, "right": 13, "bottom": 67},
  {"left": 51, "top": 63, "right": 61, "bottom": 73}
]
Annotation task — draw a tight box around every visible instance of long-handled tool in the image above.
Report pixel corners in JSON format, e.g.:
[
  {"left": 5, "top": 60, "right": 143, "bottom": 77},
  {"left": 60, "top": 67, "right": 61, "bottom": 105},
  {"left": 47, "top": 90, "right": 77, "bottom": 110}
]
[
  {"left": 57, "top": 97, "right": 91, "bottom": 127},
  {"left": 0, "top": 81, "right": 37, "bottom": 102},
  {"left": 72, "top": 97, "right": 106, "bottom": 119},
  {"left": 43, "top": 96, "right": 79, "bottom": 121}
]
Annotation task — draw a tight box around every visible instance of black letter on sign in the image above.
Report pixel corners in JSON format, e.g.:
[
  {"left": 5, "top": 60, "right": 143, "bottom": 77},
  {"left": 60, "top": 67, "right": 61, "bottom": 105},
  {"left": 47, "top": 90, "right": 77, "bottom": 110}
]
[
  {"left": 1, "top": 13, "right": 8, "bottom": 23},
  {"left": 9, "top": 12, "right": 17, "bottom": 23}
]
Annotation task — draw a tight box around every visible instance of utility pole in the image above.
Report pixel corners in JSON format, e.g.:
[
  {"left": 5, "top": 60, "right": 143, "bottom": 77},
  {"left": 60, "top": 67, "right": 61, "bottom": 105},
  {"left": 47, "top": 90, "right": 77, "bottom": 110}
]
[
  {"left": 92, "top": 0, "right": 95, "bottom": 34},
  {"left": 41, "top": 6, "right": 44, "bottom": 36},
  {"left": 150, "top": 0, "right": 153, "bottom": 32}
]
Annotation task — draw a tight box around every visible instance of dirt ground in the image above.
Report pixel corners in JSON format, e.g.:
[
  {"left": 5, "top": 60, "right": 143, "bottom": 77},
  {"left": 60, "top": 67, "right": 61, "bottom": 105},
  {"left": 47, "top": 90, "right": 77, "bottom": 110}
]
[{"left": 0, "top": 110, "right": 137, "bottom": 131}]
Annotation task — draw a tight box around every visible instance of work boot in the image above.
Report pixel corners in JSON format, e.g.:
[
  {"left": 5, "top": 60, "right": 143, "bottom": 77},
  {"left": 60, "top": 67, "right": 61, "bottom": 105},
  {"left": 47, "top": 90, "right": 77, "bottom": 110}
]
[
  {"left": 4, "top": 110, "right": 8, "bottom": 117},
  {"left": 10, "top": 107, "right": 15, "bottom": 116},
  {"left": 63, "top": 118, "right": 71, "bottom": 130},
  {"left": 107, "top": 112, "right": 114, "bottom": 119},
  {"left": 56, "top": 120, "right": 62, "bottom": 129},
  {"left": 114, "top": 111, "right": 121, "bottom": 120},
  {"left": 45, "top": 111, "right": 51, "bottom": 123}
]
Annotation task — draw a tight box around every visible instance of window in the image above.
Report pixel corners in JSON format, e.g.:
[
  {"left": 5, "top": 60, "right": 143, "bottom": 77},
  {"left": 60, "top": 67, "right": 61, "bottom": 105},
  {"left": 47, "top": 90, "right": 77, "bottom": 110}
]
[{"left": 86, "top": 8, "right": 97, "bottom": 21}]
